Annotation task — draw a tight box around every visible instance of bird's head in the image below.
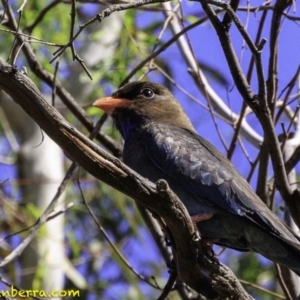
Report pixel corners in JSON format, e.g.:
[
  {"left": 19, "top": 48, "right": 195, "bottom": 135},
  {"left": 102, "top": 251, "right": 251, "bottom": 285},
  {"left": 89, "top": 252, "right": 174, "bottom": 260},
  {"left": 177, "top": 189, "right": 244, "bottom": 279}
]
[{"left": 93, "top": 81, "right": 195, "bottom": 140}]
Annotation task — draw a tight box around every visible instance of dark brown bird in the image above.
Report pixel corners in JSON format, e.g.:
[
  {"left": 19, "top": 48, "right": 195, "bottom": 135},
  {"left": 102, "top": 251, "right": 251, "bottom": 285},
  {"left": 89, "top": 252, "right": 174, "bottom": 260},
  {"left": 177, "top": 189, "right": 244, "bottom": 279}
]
[{"left": 93, "top": 81, "right": 300, "bottom": 276}]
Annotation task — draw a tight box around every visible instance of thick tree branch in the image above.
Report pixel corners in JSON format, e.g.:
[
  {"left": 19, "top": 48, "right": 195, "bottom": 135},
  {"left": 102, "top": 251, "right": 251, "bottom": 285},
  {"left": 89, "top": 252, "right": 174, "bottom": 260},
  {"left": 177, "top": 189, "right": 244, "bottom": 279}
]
[{"left": 0, "top": 59, "right": 253, "bottom": 299}]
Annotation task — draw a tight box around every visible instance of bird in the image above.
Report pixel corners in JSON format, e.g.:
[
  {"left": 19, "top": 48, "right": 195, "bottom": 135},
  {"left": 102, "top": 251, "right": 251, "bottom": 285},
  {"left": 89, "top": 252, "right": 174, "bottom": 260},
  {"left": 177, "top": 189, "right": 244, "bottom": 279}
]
[{"left": 93, "top": 81, "right": 300, "bottom": 276}]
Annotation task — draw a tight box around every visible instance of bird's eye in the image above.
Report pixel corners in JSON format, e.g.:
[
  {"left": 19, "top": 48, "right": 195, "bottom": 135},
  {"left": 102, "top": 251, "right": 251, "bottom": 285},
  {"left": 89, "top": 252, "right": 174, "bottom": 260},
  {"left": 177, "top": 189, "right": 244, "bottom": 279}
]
[{"left": 140, "top": 88, "right": 155, "bottom": 99}]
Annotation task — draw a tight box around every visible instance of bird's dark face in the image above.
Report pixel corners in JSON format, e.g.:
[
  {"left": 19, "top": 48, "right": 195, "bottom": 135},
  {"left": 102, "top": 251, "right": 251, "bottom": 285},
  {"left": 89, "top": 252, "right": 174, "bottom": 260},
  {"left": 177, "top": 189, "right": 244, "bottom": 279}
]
[{"left": 93, "top": 81, "right": 194, "bottom": 140}]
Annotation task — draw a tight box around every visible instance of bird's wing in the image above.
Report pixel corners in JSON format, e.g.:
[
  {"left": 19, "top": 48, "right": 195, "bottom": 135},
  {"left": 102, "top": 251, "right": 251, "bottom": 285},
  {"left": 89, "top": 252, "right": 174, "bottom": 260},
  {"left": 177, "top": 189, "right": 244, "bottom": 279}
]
[{"left": 141, "top": 123, "right": 296, "bottom": 240}]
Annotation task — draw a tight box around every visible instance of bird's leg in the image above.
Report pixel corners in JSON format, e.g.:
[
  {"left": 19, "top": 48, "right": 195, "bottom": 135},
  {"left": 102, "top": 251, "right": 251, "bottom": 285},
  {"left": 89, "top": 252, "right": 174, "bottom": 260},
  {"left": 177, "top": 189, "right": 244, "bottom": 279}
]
[
  {"left": 190, "top": 213, "right": 219, "bottom": 261},
  {"left": 190, "top": 213, "right": 214, "bottom": 223},
  {"left": 191, "top": 213, "right": 213, "bottom": 241},
  {"left": 190, "top": 213, "right": 219, "bottom": 244},
  {"left": 190, "top": 213, "right": 214, "bottom": 240}
]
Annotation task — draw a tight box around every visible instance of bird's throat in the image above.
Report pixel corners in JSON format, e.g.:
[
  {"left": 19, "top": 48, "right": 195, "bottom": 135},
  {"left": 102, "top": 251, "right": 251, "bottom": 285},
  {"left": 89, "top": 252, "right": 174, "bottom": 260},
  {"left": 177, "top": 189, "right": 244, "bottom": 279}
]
[{"left": 114, "top": 112, "right": 146, "bottom": 141}]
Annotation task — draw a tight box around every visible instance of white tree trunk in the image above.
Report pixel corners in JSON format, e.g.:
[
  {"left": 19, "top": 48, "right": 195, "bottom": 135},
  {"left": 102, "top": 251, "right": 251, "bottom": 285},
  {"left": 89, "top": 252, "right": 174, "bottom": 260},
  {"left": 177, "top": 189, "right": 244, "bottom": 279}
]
[{"left": 0, "top": 92, "right": 65, "bottom": 298}]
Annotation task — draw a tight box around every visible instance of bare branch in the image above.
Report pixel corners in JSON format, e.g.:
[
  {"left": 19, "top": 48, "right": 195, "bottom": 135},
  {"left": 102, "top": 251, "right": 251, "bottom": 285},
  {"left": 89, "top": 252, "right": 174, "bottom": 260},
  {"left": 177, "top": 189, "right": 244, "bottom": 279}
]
[
  {"left": 2, "top": 1, "right": 122, "bottom": 157},
  {"left": 193, "top": 0, "right": 300, "bottom": 228}
]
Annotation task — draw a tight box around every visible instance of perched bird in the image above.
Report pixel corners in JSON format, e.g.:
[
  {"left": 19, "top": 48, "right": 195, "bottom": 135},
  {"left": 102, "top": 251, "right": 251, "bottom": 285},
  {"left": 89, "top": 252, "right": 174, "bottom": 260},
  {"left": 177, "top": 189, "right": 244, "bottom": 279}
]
[{"left": 93, "top": 81, "right": 300, "bottom": 275}]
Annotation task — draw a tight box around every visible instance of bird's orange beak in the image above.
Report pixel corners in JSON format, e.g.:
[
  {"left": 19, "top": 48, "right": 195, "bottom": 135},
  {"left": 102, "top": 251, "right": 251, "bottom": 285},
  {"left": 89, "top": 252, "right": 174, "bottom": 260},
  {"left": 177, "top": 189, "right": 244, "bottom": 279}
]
[{"left": 93, "top": 97, "right": 131, "bottom": 114}]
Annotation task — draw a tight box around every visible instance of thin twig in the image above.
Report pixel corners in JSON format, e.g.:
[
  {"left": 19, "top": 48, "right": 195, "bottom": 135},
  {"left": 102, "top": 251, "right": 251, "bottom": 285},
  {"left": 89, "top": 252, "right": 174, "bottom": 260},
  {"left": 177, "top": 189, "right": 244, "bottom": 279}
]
[
  {"left": 0, "top": 276, "right": 41, "bottom": 300},
  {"left": 51, "top": 0, "right": 171, "bottom": 63},
  {"left": 25, "top": 0, "right": 61, "bottom": 33},
  {"left": 156, "top": 267, "right": 177, "bottom": 300},
  {"left": 239, "top": 278, "right": 285, "bottom": 299},
  {"left": 7, "top": 10, "right": 22, "bottom": 63},
  {"left": 122, "top": 17, "right": 209, "bottom": 85},
  {"left": 78, "top": 178, "right": 161, "bottom": 290},
  {"left": 0, "top": 202, "right": 74, "bottom": 243},
  {"left": 0, "top": 28, "right": 65, "bottom": 46},
  {"left": 2, "top": 2, "right": 122, "bottom": 157},
  {"left": 237, "top": 5, "right": 300, "bottom": 21},
  {"left": 275, "top": 264, "right": 293, "bottom": 300},
  {"left": 0, "top": 163, "right": 78, "bottom": 267},
  {"left": 52, "top": 59, "right": 60, "bottom": 106}
]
